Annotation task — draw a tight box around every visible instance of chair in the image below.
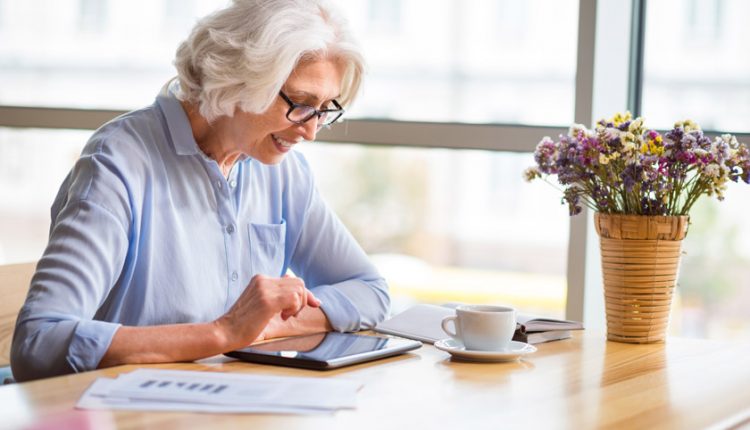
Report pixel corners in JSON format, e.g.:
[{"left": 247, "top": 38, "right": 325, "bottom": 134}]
[{"left": 0, "top": 262, "right": 37, "bottom": 384}]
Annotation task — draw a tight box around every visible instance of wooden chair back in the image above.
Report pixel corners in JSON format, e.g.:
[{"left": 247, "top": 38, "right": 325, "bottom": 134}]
[{"left": 0, "top": 262, "right": 36, "bottom": 367}]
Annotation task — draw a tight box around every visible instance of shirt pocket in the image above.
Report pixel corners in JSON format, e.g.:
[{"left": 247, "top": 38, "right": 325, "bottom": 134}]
[{"left": 247, "top": 220, "right": 287, "bottom": 277}]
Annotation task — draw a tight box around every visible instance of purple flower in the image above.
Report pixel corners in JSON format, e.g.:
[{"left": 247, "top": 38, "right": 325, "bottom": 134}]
[{"left": 526, "top": 113, "right": 750, "bottom": 216}]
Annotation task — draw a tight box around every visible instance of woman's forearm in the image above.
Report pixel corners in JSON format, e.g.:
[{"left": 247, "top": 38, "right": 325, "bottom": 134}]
[
  {"left": 98, "top": 320, "right": 233, "bottom": 368},
  {"left": 302, "top": 306, "right": 334, "bottom": 332},
  {"left": 99, "top": 308, "right": 331, "bottom": 368}
]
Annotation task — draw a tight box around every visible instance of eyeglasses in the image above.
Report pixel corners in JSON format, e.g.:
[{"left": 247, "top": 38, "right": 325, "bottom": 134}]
[{"left": 278, "top": 90, "right": 344, "bottom": 129}]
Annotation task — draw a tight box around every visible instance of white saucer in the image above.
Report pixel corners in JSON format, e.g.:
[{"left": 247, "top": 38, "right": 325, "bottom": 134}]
[{"left": 434, "top": 339, "right": 537, "bottom": 362}]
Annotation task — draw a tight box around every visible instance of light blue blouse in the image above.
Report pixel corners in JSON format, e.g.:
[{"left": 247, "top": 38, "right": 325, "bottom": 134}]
[{"left": 11, "top": 87, "right": 390, "bottom": 381}]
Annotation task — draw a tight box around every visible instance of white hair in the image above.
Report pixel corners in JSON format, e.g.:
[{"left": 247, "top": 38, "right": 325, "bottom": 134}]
[{"left": 174, "top": 0, "right": 364, "bottom": 122}]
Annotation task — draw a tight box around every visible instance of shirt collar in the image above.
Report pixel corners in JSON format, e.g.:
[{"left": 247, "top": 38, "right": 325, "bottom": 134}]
[
  {"left": 155, "top": 79, "right": 251, "bottom": 165},
  {"left": 156, "top": 79, "right": 202, "bottom": 156}
]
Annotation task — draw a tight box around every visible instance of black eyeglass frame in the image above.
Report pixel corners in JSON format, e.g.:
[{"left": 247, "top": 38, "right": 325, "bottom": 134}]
[{"left": 278, "top": 91, "right": 344, "bottom": 128}]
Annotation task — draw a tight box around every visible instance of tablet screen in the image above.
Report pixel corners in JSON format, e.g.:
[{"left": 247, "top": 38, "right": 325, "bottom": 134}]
[{"left": 226, "top": 332, "right": 421, "bottom": 369}]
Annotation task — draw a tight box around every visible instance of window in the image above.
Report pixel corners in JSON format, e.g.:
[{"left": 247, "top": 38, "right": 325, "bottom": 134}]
[
  {"left": 0, "top": 0, "right": 576, "bottom": 320},
  {"left": 674, "top": 188, "right": 750, "bottom": 339},
  {"left": 77, "top": 0, "right": 109, "bottom": 34},
  {"left": 2, "top": 0, "right": 748, "bottom": 339},
  {"left": 365, "top": 0, "right": 401, "bottom": 35},
  {"left": 300, "top": 142, "right": 568, "bottom": 316},
  {"left": 640, "top": 0, "right": 750, "bottom": 340},
  {"left": 1, "top": 0, "right": 579, "bottom": 127},
  {"left": 642, "top": 0, "right": 750, "bottom": 132},
  {"left": 0, "top": 0, "right": 224, "bottom": 109},
  {"left": 335, "top": 0, "right": 579, "bottom": 125}
]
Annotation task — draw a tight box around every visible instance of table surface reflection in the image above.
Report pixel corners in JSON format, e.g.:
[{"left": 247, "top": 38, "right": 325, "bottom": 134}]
[{"left": 1, "top": 329, "right": 749, "bottom": 430}]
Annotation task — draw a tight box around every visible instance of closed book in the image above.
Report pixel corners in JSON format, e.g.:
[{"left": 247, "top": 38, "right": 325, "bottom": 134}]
[
  {"left": 374, "top": 304, "right": 583, "bottom": 345},
  {"left": 513, "top": 313, "right": 583, "bottom": 344},
  {"left": 513, "top": 329, "right": 572, "bottom": 344}
]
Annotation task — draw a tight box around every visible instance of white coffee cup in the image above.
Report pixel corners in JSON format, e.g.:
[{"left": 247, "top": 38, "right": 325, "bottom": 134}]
[{"left": 441, "top": 305, "right": 516, "bottom": 351}]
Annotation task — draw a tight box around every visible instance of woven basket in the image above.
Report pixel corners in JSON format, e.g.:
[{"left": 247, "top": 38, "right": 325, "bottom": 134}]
[{"left": 593, "top": 213, "right": 689, "bottom": 344}]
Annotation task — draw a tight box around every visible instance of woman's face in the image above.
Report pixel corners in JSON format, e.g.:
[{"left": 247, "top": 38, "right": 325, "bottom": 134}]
[{"left": 224, "top": 58, "right": 345, "bottom": 165}]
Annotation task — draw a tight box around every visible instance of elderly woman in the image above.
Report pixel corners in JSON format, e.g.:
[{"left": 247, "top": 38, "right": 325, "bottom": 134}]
[{"left": 11, "top": 0, "right": 389, "bottom": 382}]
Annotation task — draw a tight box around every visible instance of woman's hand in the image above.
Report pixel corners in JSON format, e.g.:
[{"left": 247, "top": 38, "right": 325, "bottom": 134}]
[{"left": 215, "top": 274, "right": 321, "bottom": 350}]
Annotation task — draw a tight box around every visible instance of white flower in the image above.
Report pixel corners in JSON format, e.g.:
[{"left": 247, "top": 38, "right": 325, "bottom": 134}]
[
  {"left": 694, "top": 148, "right": 709, "bottom": 158},
  {"left": 683, "top": 134, "right": 698, "bottom": 148},
  {"left": 721, "top": 133, "right": 738, "bottom": 146},
  {"left": 568, "top": 124, "right": 588, "bottom": 138},
  {"left": 628, "top": 118, "right": 644, "bottom": 133},
  {"left": 622, "top": 140, "right": 637, "bottom": 153},
  {"left": 703, "top": 164, "right": 720, "bottom": 178}
]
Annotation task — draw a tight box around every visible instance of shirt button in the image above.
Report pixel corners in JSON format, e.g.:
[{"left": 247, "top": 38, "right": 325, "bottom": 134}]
[
  {"left": 226, "top": 224, "right": 235, "bottom": 234},
  {"left": 231, "top": 271, "right": 238, "bottom": 281},
  {"left": 217, "top": 180, "right": 223, "bottom": 189},
  {"left": 229, "top": 180, "right": 237, "bottom": 188}
]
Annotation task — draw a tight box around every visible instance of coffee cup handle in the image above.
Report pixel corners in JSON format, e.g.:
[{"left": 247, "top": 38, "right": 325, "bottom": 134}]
[{"left": 441, "top": 315, "right": 458, "bottom": 338}]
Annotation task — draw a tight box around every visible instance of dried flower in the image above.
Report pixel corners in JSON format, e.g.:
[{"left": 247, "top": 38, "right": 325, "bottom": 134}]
[{"left": 527, "top": 112, "right": 750, "bottom": 216}]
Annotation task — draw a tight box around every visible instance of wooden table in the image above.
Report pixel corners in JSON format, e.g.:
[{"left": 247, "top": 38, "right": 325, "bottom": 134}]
[
  {"left": 1, "top": 331, "right": 749, "bottom": 429},
  {"left": 2, "top": 262, "right": 750, "bottom": 430}
]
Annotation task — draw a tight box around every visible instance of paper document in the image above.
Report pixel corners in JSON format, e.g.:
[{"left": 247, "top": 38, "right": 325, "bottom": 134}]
[{"left": 77, "top": 368, "right": 361, "bottom": 414}]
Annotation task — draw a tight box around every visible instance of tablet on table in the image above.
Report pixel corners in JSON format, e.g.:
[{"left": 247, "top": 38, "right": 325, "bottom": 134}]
[{"left": 225, "top": 332, "right": 422, "bottom": 370}]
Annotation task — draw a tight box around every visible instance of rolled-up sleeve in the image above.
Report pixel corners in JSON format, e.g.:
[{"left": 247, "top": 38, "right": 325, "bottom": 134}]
[
  {"left": 11, "top": 154, "right": 131, "bottom": 382},
  {"left": 290, "top": 183, "right": 390, "bottom": 332}
]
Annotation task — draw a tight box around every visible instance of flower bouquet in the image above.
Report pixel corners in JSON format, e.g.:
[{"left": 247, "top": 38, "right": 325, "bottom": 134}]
[{"left": 525, "top": 112, "right": 750, "bottom": 343}]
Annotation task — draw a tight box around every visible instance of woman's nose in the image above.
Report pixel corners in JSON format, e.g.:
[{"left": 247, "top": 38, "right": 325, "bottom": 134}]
[{"left": 297, "top": 117, "right": 319, "bottom": 142}]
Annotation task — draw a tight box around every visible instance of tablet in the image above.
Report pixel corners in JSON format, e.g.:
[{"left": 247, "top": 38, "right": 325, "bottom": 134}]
[{"left": 225, "top": 332, "right": 422, "bottom": 370}]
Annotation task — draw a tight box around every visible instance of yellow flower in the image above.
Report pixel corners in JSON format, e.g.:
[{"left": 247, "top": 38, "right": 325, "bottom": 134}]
[
  {"left": 610, "top": 112, "right": 633, "bottom": 127},
  {"left": 674, "top": 119, "right": 701, "bottom": 132},
  {"left": 638, "top": 136, "right": 664, "bottom": 156},
  {"left": 599, "top": 154, "right": 610, "bottom": 165},
  {"left": 648, "top": 139, "right": 664, "bottom": 156}
]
